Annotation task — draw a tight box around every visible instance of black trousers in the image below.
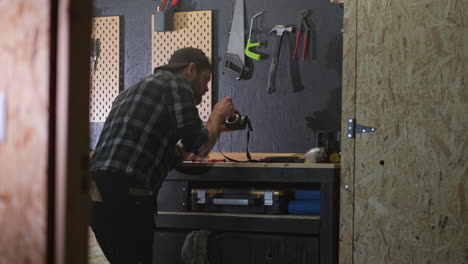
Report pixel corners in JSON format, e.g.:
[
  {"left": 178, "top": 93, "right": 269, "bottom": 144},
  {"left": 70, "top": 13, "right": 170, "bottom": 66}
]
[{"left": 91, "top": 171, "right": 156, "bottom": 264}]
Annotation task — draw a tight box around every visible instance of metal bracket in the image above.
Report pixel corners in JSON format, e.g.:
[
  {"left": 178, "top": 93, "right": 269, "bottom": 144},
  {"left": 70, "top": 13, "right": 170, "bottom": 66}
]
[
  {"left": 90, "top": 38, "right": 100, "bottom": 72},
  {"left": 347, "top": 118, "right": 377, "bottom": 138},
  {"left": 196, "top": 189, "right": 206, "bottom": 204},
  {"left": 264, "top": 191, "right": 273, "bottom": 206}
]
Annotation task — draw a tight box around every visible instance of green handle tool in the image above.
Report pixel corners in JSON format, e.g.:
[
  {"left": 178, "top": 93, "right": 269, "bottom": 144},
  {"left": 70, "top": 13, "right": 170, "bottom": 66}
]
[{"left": 245, "top": 11, "right": 264, "bottom": 61}]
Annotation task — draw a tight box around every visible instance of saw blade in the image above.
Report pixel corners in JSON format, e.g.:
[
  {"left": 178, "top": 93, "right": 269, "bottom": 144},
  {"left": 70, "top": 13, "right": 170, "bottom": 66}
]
[{"left": 227, "top": 0, "right": 245, "bottom": 64}]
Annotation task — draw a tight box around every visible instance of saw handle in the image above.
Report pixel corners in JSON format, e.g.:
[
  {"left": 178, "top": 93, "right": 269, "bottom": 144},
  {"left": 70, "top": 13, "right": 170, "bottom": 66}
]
[{"left": 224, "top": 53, "right": 244, "bottom": 80}]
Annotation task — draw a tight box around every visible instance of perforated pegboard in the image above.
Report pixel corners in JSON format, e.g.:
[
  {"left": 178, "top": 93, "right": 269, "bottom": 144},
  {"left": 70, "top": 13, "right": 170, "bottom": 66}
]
[
  {"left": 90, "top": 16, "right": 120, "bottom": 122},
  {"left": 152, "top": 11, "right": 212, "bottom": 121}
]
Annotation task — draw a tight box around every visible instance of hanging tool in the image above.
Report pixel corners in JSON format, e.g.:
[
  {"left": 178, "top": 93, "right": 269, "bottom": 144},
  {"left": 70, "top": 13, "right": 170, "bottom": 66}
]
[
  {"left": 158, "top": 0, "right": 168, "bottom": 11},
  {"left": 170, "top": 0, "right": 179, "bottom": 7},
  {"left": 156, "top": 0, "right": 168, "bottom": 12},
  {"left": 244, "top": 11, "right": 264, "bottom": 61},
  {"left": 223, "top": 0, "right": 245, "bottom": 80},
  {"left": 267, "top": 25, "right": 293, "bottom": 94},
  {"left": 293, "top": 10, "right": 311, "bottom": 61},
  {"left": 165, "top": 0, "right": 179, "bottom": 11},
  {"left": 90, "top": 38, "right": 100, "bottom": 72}
]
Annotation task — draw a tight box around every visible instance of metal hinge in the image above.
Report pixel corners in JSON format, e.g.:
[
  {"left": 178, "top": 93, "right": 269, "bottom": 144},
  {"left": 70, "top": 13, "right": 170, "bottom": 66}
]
[
  {"left": 347, "top": 118, "right": 377, "bottom": 138},
  {"left": 264, "top": 191, "right": 273, "bottom": 206},
  {"left": 196, "top": 189, "right": 206, "bottom": 204}
]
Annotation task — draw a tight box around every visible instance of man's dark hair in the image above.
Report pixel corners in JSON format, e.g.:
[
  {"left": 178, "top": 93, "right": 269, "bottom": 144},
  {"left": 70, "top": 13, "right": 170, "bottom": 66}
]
[{"left": 154, "top": 47, "right": 212, "bottom": 74}]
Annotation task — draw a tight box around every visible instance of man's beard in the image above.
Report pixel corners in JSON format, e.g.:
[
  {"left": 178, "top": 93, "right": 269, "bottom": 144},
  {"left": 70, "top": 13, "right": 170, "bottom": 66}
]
[{"left": 191, "top": 79, "right": 203, "bottom": 105}]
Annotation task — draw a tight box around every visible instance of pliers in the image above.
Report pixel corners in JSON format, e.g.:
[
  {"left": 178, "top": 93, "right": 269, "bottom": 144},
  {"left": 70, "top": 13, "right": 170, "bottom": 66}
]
[{"left": 293, "top": 10, "right": 310, "bottom": 61}]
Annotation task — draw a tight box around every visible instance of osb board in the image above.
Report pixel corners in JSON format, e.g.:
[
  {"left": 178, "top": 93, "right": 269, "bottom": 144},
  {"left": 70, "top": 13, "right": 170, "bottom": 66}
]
[
  {"left": 152, "top": 11, "right": 212, "bottom": 121},
  {"left": 0, "top": 0, "right": 49, "bottom": 263},
  {"left": 90, "top": 16, "right": 120, "bottom": 122},
  {"left": 352, "top": 0, "right": 467, "bottom": 263},
  {"left": 339, "top": 0, "right": 357, "bottom": 263}
]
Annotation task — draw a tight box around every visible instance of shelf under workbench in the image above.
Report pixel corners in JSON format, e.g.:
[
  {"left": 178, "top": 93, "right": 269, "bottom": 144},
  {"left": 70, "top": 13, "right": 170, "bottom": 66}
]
[
  {"left": 156, "top": 211, "right": 321, "bottom": 235},
  {"left": 156, "top": 153, "right": 340, "bottom": 263}
]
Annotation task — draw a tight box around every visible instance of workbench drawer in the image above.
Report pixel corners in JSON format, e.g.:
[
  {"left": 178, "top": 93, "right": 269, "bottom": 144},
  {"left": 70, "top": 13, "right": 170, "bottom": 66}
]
[
  {"left": 157, "top": 180, "right": 189, "bottom": 212},
  {"left": 219, "top": 233, "right": 319, "bottom": 264}
]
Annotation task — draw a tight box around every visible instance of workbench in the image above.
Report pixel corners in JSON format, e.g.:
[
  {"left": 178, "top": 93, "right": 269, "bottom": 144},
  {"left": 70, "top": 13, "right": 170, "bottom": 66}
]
[{"left": 153, "top": 153, "right": 339, "bottom": 264}]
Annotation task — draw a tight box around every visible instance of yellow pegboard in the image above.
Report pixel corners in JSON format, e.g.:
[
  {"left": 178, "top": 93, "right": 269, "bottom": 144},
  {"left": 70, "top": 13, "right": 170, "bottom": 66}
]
[
  {"left": 90, "top": 16, "right": 120, "bottom": 122},
  {"left": 152, "top": 11, "right": 212, "bottom": 121}
]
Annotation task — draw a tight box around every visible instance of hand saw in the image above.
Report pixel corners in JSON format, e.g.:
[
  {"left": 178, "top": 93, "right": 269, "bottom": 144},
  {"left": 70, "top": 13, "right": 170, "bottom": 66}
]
[{"left": 223, "top": 0, "right": 245, "bottom": 80}]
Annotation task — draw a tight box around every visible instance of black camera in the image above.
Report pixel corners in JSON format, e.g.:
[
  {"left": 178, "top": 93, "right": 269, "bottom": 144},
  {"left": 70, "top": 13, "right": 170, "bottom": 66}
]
[{"left": 223, "top": 110, "right": 250, "bottom": 131}]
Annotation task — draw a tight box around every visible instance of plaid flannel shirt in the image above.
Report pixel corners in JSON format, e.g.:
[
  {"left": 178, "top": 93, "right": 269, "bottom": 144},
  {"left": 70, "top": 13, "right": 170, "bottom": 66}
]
[{"left": 90, "top": 70, "right": 208, "bottom": 189}]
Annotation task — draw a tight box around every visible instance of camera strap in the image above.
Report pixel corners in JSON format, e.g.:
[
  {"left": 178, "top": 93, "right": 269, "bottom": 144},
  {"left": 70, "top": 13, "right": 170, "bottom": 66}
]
[{"left": 218, "top": 117, "right": 259, "bottom": 162}]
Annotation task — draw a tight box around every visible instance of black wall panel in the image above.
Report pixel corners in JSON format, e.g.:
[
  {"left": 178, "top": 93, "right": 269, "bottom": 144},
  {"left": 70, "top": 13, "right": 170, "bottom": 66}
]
[{"left": 90, "top": 0, "right": 343, "bottom": 153}]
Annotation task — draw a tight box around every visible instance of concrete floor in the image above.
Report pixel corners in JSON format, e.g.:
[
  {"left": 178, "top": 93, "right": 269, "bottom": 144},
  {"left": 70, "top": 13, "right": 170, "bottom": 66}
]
[{"left": 88, "top": 228, "right": 109, "bottom": 264}]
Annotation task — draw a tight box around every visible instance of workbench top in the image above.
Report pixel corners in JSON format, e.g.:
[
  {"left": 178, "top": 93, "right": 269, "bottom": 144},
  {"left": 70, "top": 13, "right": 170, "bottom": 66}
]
[{"left": 183, "top": 152, "right": 340, "bottom": 169}]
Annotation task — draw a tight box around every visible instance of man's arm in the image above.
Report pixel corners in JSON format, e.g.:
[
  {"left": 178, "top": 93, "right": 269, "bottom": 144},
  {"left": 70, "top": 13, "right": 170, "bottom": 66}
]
[
  {"left": 198, "top": 97, "right": 234, "bottom": 157},
  {"left": 176, "top": 97, "right": 234, "bottom": 159}
]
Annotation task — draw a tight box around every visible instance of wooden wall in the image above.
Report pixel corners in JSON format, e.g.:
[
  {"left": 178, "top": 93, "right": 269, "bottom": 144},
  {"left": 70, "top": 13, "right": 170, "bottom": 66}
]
[
  {"left": 0, "top": 0, "right": 50, "bottom": 263},
  {"left": 341, "top": 0, "right": 467, "bottom": 263}
]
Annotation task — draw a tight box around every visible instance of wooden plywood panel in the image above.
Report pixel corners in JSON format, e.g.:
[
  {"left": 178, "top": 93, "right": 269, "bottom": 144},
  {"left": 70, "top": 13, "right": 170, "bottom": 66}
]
[
  {"left": 353, "top": 0, "right": 467, "bottom": 263},
  {"left": 339, "top": 0, "right": 357, "bottom": 263},
  {"left": 90, "top": 16, "right": 120, "bottom": 122},
  {"left": 0, "top": 1, "right": 50, "bottom": 263},
  {"left": 152, "top": 11, "right": 212, "bottom": 121}
]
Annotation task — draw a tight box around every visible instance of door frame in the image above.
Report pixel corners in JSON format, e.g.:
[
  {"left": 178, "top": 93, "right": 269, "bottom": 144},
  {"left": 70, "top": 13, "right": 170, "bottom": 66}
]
[
  {"left": 339, "top": 0, "right": 357, "bottom": 263},
  {"left": 49, "top": 0, "right": 93, "bottom": 263}
]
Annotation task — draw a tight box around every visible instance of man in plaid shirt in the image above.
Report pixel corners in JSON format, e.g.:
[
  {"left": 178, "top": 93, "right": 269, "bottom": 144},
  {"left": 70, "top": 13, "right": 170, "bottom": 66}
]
[{"left": 90, "top": 47, "right": 234, "bottom": 263}]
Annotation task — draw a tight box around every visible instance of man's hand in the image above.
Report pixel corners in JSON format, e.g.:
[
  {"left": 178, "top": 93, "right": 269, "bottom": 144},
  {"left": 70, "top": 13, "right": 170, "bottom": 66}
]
[
  {"left": 220, "top": 125, "right": 230, "bottom": 132},
  {"left": 177, "top": 144, "right": 192, "bottom": 160},
  {"left": 197, "top": 97, "right": 235, "bottom": 157},
  {"left": 212, "top": 97, "right": 235, "bottom": 121}
]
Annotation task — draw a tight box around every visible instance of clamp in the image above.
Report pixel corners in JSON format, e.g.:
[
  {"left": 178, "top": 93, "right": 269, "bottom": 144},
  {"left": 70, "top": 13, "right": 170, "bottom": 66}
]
[{"left": 293, "top": 10, "right": 311, "bottom": 61}]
